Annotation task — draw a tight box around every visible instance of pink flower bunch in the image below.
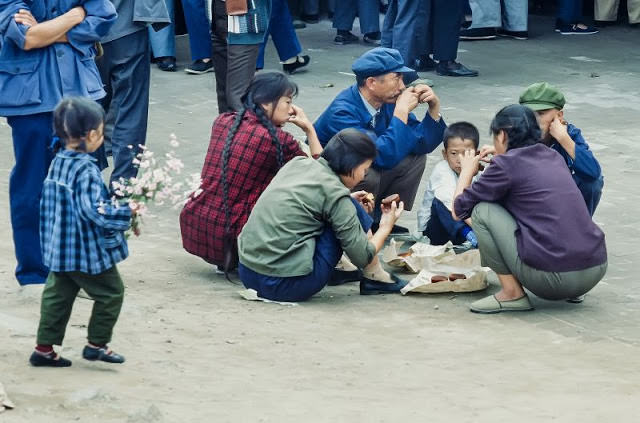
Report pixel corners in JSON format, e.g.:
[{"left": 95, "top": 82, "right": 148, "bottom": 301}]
[{"left": 109, "top": 134, "right": 202, "bottom": 237}]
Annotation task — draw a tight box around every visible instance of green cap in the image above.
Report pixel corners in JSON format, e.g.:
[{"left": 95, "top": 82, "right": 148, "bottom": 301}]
[{"left": 519, "top": 82, "right": 565, "bottom": 111}]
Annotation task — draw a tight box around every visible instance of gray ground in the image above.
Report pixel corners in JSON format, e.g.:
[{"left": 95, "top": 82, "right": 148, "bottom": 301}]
[{"left": 1, "top": 16, "right": 639, "bottom": 423}]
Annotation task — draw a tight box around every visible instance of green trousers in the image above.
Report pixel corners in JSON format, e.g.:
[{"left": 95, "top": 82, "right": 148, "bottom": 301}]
[
  {"left": 471, "top": 202, "right": 607, "bottom": 300},
  {"left": 36, "top": 266, "right": 125, "bottom": 346}
]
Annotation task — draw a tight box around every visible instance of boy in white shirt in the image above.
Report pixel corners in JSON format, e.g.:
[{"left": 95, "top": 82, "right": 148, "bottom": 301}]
[{"left": 417, "top": 122, "right": 479, "bottom": 246}]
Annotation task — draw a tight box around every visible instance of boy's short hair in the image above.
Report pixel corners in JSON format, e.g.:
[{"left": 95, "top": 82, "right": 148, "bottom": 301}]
[
  {"left": 519, "top": 82, "right": 565, "bottom": 111},
  {"left": 443, "top": 122, "right": 480, "bottom": 150}
]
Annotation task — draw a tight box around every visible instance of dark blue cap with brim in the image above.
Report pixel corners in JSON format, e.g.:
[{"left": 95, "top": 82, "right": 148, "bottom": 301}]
[{"left": 352, "top": 47, "right": 414, "bottom": 78}]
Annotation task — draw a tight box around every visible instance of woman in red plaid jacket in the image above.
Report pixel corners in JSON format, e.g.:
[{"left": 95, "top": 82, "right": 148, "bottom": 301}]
[{"left": 179, "top": 72, "right": 323, "bottom": 271}]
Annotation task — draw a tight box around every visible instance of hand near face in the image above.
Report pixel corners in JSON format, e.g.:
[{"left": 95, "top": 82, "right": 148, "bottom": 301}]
[
  {"left": 460, "top": 149, "right": 480, "bottom": 175},
  {"left": 287, "top": 104, "right": 312, "bottom": 131},
  {"left": 396, "top": 87, "right": 419, "bottom": 113},
  {"left": 549, "top": 116, "right": 569, "bottom": 140},
  {"left": 413, "top": 84, "right": 440, "bottom": 109}
]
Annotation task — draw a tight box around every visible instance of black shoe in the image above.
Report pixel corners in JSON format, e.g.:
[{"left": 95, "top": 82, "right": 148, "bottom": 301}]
[
  {"left": 558, "top": 23, "right": 599, "bottom": 35},
  {"left": 185, "top": 59, "right": 213, "bottom": 75},
  {"left": 497, "top": 29, "right": 529, "bottom": 40},
  {"left": 292, "top": 20, "right": 307, "bottom": 29},
  {"left": 82, "top": 345, "right": 125, "bottom": 364},
  {"left": 328, "top": 269, "right": 362, "bottom": 286},
  {"left": 334, "top": 31, "right": 358, "bottom": 45},
  {"left": 360, "top": 275, "right": 407, "bottom": 295},
  {"left": 414, "top": 55, "right": 436, "bottom": 72},
  {"left": 156, "top": 56, "right": 177, "bottom": 72},
  {"left": 459, "top": 27, "right": 497, "bottom": 40},
  {"left": 301, "top": 13, "right": 319, "bottom": 24},
  {"left": 282, "top": 55, "right": 310, "bottom": 74},
  {"left": 371, "top": 223, "right": 410, "bottom": 234},
  {"left": 436, "top": 60, "right": 479, "bottom": 77},
  {"left": 29, "top": 350, "right": 72, "bottom": 367},
  {"left": 363, "top": 32, "right": 381, "bottom": 45}
]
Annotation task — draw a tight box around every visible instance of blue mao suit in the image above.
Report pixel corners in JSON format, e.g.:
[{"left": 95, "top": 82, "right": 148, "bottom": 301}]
[
  {"left": 552, "top": 124, "right": 604, "bottom": 216},
  {"left": 0, "top": 0, "right": 116, "bottom": 285}
]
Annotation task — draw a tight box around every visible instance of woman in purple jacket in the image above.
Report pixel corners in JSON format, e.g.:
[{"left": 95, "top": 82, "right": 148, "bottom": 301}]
[{"left": 452, "top": 105, "right": 607, "bottom": 314}]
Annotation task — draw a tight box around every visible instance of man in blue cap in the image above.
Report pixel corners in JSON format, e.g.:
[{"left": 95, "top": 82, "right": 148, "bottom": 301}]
[{"left": 314, "top": 47, "right": 446, "bottom": 232}]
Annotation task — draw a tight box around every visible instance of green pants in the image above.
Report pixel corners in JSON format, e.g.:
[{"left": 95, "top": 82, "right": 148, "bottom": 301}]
[
  {"left": 36, "top": 266, "right": 125, "bottom": 346},
  {"left": 471, "top": 202, "right": 607, "bottom": 300}
]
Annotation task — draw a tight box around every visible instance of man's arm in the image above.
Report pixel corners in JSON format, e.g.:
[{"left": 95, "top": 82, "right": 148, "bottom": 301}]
[{"left": 15, "top": 7, "right": 86, "bottom": 50}]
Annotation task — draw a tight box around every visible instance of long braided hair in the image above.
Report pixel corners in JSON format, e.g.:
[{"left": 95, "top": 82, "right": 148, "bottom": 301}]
[{"left": 220, "top": 72, "right": 298, "bottom": 277}]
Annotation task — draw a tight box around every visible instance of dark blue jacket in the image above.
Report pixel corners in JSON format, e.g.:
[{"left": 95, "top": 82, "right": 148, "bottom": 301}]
[
  {"left": 552, "top": 123, "right": 602, "bottom": 182},
  {"left": 0, "top": 0, "right": 117, "bottom": 116},
  {"left": 314, "top": 85, "right": 446, "bottom": 170}
]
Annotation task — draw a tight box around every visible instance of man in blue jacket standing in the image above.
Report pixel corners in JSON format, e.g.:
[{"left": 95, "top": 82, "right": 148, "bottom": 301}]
[
  {"left": 314, "top": 47, "right": 446, "bottom": 231},
  {"left": 0, "top": 0, "right": 116, "bottom": 285}
]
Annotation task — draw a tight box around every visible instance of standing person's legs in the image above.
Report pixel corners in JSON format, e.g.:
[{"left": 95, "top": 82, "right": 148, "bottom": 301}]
[
  {"left": 386, "top": 0, "right": 424, "bottom": 67},
  {"left": 211, "top": 0, "right": 229, "bottom": 112},
  {"left": 226, "top": 44, "right": 260, "bottom": 112},
  {"left": 431, "top": 0, "right": 463, "bottom": 62},
  {"left": 629, "top": 0, "right": 640, "bottom": 23},
  {"left": 501, "top": 0, "right": 528, "bottom": 31},
  {"left": 594, "top": 0, "right": 620, "bottom": 21},
  {"left": 71, "top": 267, "right": 125, "bottom": 346},
  {"left": 148, "top": 0, "right": 176, "bottom": 58},
  {"left": 357, "top": 0, "right": 381, "bottom": 35},
  {"left": 7, "top": 113, "right": 54, "bottom": 285},
  {"left": 380, "top": 0, "right": 397, "bottom": 48},
  {"left": 556, "top": 0, "right": 583, "bottom": 25},
  {"left": 467, "top": 0, "right": 500, "bottom": 28},
  {"left": 99, "top": 30, "right": 151, "bottom": 187},
  {"left": 303, "top": 0, "right": 320, "bottom": 16},
  {"left": 269, "top": 0, "right": 303, "bottom": 62},
  {"left": 36, "top": 272, "right": 81, "bottom": 346},
  {"left": 332, "top": 0, "right": 357, "bottom": 31},
  {"left": 182, "top": 0, "right": 213, "bottom": 61}
]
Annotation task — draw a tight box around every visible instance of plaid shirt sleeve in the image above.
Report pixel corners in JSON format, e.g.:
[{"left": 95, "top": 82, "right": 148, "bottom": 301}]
[{"left": 75, "top": 168, "right": 131, "bottom": 231}]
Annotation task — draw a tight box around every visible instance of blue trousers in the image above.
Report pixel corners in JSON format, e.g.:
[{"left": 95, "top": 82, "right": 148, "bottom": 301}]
[
  {"left": 7, "top": 113, "right": 54, "bottom": 285},
  {"left": 576, "top": 175, "right": 604, "bottom": 217},
  {"left": 148, "top": 0, "right": 212, "bottom": 61},
  {"left": 424, "top": 198, "right": 469, "bottom": 246},
  {"left": 257, "top": 0, "right": 302, "bottom": 69},
  {"left": 557, "top": 0, "right": 583, "bottom": 25},
  {"left": 381, "top": 0, "right": 425, "bottom": 68},
  {"left": 332, "top": 0, "right": 380, "bottom": 34},
  {"left": 238, "top": 199, "right": 373, "bottom": 302}
]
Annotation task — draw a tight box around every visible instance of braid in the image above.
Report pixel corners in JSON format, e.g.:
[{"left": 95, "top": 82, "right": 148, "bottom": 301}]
[
  {"left": 221, "top": 109, "right": 246, "bottom": 236},
  {"left": 253, "top": 105, "right": 284, "bottom": 168}
]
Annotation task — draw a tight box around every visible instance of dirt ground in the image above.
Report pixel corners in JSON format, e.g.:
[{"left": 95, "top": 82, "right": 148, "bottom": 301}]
[{"left": 1, "top": 16, "right": 640, "bottom": 423}]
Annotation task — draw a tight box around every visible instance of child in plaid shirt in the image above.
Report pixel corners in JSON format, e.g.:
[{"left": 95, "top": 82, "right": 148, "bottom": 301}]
[{"left": 29, "top": 97, "right": 133, "bottom": 367}]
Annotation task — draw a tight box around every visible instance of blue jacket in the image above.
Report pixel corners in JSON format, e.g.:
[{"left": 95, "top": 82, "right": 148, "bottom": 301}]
[
  {"left": 0, "top": 0, "right": 117, "bottom": 117},
  {"left": 552, "top": 123, "right": 602, "bottom": 182},
  {"left": 314, "top": 85, "right": 446, "bottom": 170}
]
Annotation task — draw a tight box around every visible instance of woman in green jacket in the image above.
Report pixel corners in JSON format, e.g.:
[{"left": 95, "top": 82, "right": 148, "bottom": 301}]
[{"left": 238, "top": 128, "right": 407, "bottom": 302}]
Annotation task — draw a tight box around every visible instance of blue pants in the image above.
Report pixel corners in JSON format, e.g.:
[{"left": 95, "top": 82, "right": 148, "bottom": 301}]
[
  {"left": 576, "top": 175, "right": 604, "bottom": 217},
  {"left": 333, "top": 0, "right": 380, "bottom": 34},
  {"left": 148, "top": 0, "right": 212, "bottom": 61},
  {"left": 557, "top": 0, "right": 583, "bottom": 25},
  {"left": 257, "top": 0, "right": 302, "bottom": 69},
  {"left": 238, "top": 199, "right": 373, "bottom": 302},
  {"left": 381, "top": 0, "right": 425, "bottom": 68},
  {"left": 424, "top": 198, "right": 469, "bottom": 246},
  {"left": 7, "top": 113, "right": 54, "bottom": 285}
]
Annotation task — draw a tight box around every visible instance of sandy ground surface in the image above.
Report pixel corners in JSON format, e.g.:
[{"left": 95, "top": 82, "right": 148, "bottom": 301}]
[{"left": 1, "top": 15, "right": 640, "bottom": 423}]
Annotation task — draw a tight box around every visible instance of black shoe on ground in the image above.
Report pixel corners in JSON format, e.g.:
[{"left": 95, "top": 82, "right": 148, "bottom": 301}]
[
  {"left": 497, "top": 29, "right": 529, "bottom": 40},
  {"left": 292, "top": 20, "right": 307, "bottom": 29},
  {"left": 558, "top": 23, "right": 599, "bottom": 35},
  {"left": 328, "top": 269, "right": 362, "bottom": 286},
  {"left": 360, "top": 274, "right": 407, "bottom": 295},
  {"left": 185, "top": 59, "right": 213, "bottom": 75},
  {"left": 436, "top": 60, "right": 479, "bottom": 77},
  {"left": 156, "top": 56, "right": 177, "bottom": 72},
  {"left": 363, "top": 32, "right": 381, "bottom": 45},
  {"left": 301, "top": 13, "right": 319, "bottom": 24},
  {"left": 414, "top": 55, "right": 437, "bottom": 72},
  {"left": 282, "top": 55, "right": 310, "bottom": 74},
  {"left": 459, "top": 27, "right": 497, "bottom": 40},
  {"left": 29, "top": 350, "right": 72, "bottom": 367},
  {"left": 82, "top": 345, "right": 125, "bottom": 364},
  {"left": 334, "top": 31, "right": 359, "bottom": 45}
]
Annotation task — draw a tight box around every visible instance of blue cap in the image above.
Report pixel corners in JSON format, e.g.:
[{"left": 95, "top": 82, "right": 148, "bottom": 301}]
[{"left": 351, "top": 47, "right": 414, "bottom": 78}]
